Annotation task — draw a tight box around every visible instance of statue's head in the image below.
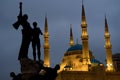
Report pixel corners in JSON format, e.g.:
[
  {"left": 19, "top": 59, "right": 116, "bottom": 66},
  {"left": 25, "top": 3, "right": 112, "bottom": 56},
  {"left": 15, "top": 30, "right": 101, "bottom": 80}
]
[
  {"left": 54, "top": 64, "right": 60, "bottom": 70},
  {"left": 33, "top": 22, "right": 37, "bottom": 28},
  {"left": 10, "top": 72, "right": 16, "bottom": 78},
  {"left": 23, "top": 14, "right": 28, "bottom": 21}
]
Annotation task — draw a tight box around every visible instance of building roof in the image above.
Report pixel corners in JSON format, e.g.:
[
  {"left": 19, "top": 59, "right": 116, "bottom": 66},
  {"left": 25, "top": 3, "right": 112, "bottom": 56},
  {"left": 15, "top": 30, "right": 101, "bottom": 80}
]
[{"left": 67, "top": 44, "right": 82, "bottom": 52}]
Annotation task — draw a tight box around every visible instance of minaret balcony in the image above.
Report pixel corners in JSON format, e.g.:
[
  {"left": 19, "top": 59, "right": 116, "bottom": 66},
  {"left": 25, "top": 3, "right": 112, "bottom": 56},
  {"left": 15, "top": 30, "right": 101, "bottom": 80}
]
[
  {"left": 81, "top": 36, "right": 88, "bottom": 40},
  {"left": 104, "top": 35, "right": 110, "bottom": 38},
  {"left": 104, "top": 45, "right": 112, "bottom": 49},
  {"left": 44, "top": 45, "right": 50, "bottom": 49},
  {"left": 81, "top": 24, "right": 87, "bottom": 28}
]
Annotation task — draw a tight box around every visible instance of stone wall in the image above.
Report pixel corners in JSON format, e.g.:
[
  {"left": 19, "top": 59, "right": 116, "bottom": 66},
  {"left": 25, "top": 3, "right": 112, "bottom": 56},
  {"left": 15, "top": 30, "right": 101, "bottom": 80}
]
[{"left": 56, "top": 71, "right": 120, "bottom": 80}]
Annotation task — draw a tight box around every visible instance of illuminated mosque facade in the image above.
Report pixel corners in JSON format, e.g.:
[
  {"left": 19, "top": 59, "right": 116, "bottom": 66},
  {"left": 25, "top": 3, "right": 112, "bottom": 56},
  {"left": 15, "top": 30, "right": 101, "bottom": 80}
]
[{"left": 43, "top": 2, "right": 120, "bottom": 80}]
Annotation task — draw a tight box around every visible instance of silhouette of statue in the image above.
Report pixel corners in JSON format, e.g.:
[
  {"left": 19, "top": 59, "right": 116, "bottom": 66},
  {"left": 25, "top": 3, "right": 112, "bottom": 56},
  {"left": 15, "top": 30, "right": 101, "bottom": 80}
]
[
  {"left": 42, "top": 64, "right": 60, "bottom": 80},
  {"left": 32, "top": 22, "right": 43, "bottom": 62},
  {"left": 13, "top": 2, "right": 32, "bottom": 60},
  {"left": 10, "top": 72, "right": 22, "bottom": 80},
  {"left": 30, "top": 64, "right": 60, "bottom": 80}
]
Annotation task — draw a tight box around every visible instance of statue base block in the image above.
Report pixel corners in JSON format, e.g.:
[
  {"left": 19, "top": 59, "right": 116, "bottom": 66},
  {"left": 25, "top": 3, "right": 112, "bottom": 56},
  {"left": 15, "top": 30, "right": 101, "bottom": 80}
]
[{"left": 20, "top": 58, "right": 43, "bottom": 80}]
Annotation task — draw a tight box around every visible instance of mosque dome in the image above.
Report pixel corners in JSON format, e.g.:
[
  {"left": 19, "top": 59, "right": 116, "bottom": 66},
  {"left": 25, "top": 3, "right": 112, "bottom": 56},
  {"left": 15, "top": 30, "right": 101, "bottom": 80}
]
[{"left": 67, "top": 44, "right": 82, "bottom": 52}]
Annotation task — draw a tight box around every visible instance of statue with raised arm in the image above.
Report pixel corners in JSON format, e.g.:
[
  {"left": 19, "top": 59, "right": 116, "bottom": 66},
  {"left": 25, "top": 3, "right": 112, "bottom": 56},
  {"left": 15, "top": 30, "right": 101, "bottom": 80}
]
[
  {"left": 13, "top": 2, "right": 32, "bottom": 60},
  {"left": 13, "top": 2, "right": 22, "bottom": 29}
]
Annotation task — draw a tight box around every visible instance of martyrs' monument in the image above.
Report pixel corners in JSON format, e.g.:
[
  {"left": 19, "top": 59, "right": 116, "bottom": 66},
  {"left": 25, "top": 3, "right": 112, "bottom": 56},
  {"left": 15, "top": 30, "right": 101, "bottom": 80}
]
[{"left": 10, "top": 1, "right": 60, "bottom": 80}]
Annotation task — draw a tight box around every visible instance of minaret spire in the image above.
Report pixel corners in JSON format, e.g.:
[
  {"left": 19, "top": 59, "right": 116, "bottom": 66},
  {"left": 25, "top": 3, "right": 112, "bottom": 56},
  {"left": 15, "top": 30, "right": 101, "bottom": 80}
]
[
  {"left": 81, "top": 0, "right": 90, "bottom": 71},
  {"left": 104, "top": 16, "right": 114, "bottom": 71},
  {"left": 81, "top": 0, "right": 86, "bottom": 25},
  {"left": 69, "top": 24, "right": 74, "bottom": 46},
  {"left": 105, "top": 15, "right": 109, "bottom": 33},
  {"left": 43, "top": 15, "right": 50, "bottom": 67},
  {"left": 45, "top": 15, "right": 48, "bottom": 33}
]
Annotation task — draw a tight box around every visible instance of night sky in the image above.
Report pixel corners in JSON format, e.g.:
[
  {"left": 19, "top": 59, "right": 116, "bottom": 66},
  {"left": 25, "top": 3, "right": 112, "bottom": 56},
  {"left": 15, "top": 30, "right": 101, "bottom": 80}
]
[{"left": 0, "top": 0, "right": 120, "bottom": 80}]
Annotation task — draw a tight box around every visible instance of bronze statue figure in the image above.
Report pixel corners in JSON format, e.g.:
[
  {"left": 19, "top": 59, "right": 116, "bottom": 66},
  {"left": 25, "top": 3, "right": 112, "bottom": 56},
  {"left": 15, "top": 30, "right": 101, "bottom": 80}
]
[
  {"left": 32, "top": 22, "right": 43, "bottom": 62},
  {"left": 13, "top": 2, "right": 32, "bottom": 60},
  {"left": 11, "top": 2, "right": 60, "bottom": 80}
]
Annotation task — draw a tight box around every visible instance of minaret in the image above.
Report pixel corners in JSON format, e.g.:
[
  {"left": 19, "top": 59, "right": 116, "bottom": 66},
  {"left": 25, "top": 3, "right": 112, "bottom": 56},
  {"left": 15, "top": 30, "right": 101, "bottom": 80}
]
[
  {"left": 69, "top": 24, "right": 74, "bottom": 47},
  {"left": 81, "top": 1, "right": 90, "bottom": 69},
  {"left": 43, "top": 15, "right": 50, "bottom": 67},
  {"left": 104, "top": 16, "right": 114, "bottom": 71}
]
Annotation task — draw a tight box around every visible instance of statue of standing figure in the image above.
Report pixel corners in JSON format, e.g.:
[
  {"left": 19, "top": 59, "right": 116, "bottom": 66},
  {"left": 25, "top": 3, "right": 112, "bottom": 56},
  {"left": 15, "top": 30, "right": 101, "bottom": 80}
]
[
  {"left": 32, "top": 22, "right": 43, "bottom": 62},
  {"left": 13, "top": 2, "right": 43, "bottom": 61}
]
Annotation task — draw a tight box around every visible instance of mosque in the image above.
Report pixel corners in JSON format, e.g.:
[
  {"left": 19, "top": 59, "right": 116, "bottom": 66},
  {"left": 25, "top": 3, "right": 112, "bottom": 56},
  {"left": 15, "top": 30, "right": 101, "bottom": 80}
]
[{"left": 43, "top": 2, "right": 120, "bottom": 80}]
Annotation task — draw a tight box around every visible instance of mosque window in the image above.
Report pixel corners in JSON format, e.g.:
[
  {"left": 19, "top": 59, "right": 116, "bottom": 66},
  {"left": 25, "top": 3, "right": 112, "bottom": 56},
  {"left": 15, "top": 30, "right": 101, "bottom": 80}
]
[{"left": 63, "top": 65, "right": 73, "bottom": 71}]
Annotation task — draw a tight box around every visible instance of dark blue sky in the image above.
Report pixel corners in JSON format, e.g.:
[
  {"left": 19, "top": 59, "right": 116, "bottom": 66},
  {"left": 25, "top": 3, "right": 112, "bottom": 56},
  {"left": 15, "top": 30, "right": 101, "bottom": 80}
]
[{"left": 0, "top": 0, "right": 120, "bottom": 80}]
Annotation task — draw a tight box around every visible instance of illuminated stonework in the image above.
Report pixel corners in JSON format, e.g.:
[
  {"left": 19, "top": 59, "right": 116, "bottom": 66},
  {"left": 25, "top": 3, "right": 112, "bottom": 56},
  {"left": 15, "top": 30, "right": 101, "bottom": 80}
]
[
  {"left": 43, "top": 16, "right": 50, "bottom": 67},
  {"left": 59, "top": 44, "right": 95, "bottom": 72},
  {"left": 55, "top": 2, "right": 120, "bottom": 80},
  {"left": 81, "top": 3, "right": 91, "bottom": 68},
  {"left": 42, "top": 1, "right": 120, "bottom": 80},
  {"left": 104, "top": 17, "right": 115, "bottom": 71},
  {"left": 69, "top": 25, "right": 74, "bottom": 47}
]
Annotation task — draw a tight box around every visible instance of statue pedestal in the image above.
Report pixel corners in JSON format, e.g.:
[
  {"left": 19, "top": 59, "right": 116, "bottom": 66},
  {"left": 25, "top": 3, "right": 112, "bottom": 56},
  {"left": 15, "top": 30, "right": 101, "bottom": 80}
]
[{"left": 20, "top": 58, "right": 43, "bottom": 80}]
